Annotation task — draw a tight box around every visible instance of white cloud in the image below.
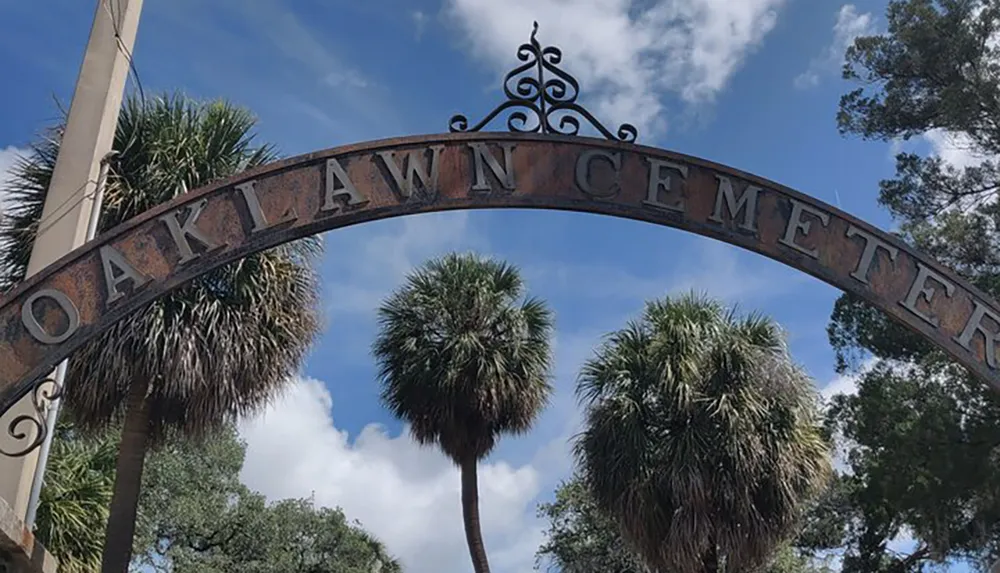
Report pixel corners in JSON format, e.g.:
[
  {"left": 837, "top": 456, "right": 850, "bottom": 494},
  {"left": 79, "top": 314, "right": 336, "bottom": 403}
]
[
  {"left": 151, "top": 0, "right": 403, "bottom": 141},
  {"left": 445, "top": 0, "right": 788, "bottom": 136},
  {"left": 819, "top": 358, "right": 874, "bottom": 402},
  {"left": 323, "top": 212, "right": 488, "bottom": 317},
  {"left": 239, "top": 378, "right": 546, "bottom": 573},
  {"left": 795, "top": 4, "right": 876, "bottom": 89},
  {"left": 923, "top": 129, "right": 990, "bottom": 170},
  {"left": 323, "top": 70, "right": 369, "bottom": 89},
  {"left": 524, "top": 238, "right": 812, "bottom": 306},
  {"left": 412, "top": 10, "right": 430, "bottom": 41}
]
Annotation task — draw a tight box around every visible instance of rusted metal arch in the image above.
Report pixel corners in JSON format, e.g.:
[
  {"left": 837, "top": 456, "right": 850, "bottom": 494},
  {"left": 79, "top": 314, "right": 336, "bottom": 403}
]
[{"left": 1, "top": 132, "right": 999, "bottom": 426}]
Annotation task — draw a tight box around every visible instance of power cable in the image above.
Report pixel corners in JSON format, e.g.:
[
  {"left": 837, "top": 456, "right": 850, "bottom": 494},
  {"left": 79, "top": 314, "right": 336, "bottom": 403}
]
[
  {"left": 25, "top": 0, "right": 148, "bottom": 237},
  {"left": 102, "top": 0, "right": 143, "bottom": 161},
  {"left": 103, "top": 0, "right": 144, "bottom": 105},
  {"left": 32, "top": 180, "right": 102, "bottom": 238}
]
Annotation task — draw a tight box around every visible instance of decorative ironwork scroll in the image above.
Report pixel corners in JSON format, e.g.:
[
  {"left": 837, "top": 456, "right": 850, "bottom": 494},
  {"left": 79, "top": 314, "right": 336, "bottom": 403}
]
[
  {"left": 449, "top": 22, "right": 638, "bottom": 142},
  {"left": 0, "top": 376, "right": 61, "bottom": 458}
]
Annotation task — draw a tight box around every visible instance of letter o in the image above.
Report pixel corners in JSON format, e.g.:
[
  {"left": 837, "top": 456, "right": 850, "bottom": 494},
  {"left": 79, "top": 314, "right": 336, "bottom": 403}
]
[{"left": 21, "top": 289, "right": 81, "bottom": 345}]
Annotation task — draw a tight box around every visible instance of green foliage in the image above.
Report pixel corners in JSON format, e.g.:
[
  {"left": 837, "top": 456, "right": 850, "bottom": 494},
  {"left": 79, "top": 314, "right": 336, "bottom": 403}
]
[
  {"left": 33, "top": 420, "right": 117, "bottom": 573},
  {"left": 536, "top": 475, "right": 839, "bottom": 573},
  {"left": 131, "top": 424, "right": 249, "bottom": 562},
  {"left": 373, "top": 252, "right": 555, "bottom": 462},
  {"left": 764, "top": 546, "right": 836, "bottom": 573},
  {"left": 158, "top": 494, "right": 402, "bottom": 573},
  {"left": 0, "top": 92, "right": 323, "bottom": 441},
  {"left": 574, "top": 293, "right": 832, "bottom": 573},
  {"left": 536, "top": 475, "right": 649, "bottom": 573},
  {"left": 828, "top": 1, "right": 1000, "bottom": 569},
  {"left": 838, "top": 0, "right": 1000, "bottom": 147},
  {"left": 372, "top": 252, "right": 555, "bottom": 573},
  {"left": 825, "top": 360, "right": 1000, "bottom": 571},
  {"left": 137, "top": 427, "right": 401, "bottom": 572},
  {"left": 836, "top": 0, "right": 1000, "bottom": 267},
  {"left": 827, "top": 293, "right": 933, "bottom": 372},
  {"left": 0, "top": 93, "right": 324, "bottom": 569},
  {"left": 35, "top": 422, "right": 401, "bottom": 573}
]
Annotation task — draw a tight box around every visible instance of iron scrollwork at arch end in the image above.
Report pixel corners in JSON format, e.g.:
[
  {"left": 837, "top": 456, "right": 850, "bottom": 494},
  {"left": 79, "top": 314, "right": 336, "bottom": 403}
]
[
  {"left": 0, "top": 376, "right": 61, "bottom": 458},
  {"left": 449, "top": 22, "right": 638, "bottom": 143}
]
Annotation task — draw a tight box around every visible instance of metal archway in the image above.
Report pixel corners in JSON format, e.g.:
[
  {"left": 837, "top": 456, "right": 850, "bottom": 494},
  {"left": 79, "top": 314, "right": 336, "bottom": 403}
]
[{"left": 2, "top": 23, "right": 999, "bottom": 454}]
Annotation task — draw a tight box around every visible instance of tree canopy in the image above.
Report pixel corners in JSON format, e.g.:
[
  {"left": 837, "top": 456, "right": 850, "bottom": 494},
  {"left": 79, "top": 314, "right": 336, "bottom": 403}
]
[
  {"left": 826, "top": 0, "right": 1000, "bottom": 570},
  {"left": 0, "top": 93, "right": 324, "bottom": 570},
  {"left": 536, "top": 474, "right": 839, "bottom": 573},
  {"left": 574, "top": 293, "right": 831, "bottom": 572},
  {"left": 36, "top": 421, "right": 401, "bottom": 573}
]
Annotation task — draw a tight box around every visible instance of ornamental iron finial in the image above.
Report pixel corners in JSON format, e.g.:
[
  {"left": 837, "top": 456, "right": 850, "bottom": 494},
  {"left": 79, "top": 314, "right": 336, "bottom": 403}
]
[{"left": 449, "top": 22, "right": 638, "bottom": 142}]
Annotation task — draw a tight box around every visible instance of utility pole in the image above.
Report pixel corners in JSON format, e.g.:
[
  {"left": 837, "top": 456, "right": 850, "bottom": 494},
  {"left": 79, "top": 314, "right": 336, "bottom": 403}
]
[{"left": 0, "top": 0, "right": 143, "bottom": 525}]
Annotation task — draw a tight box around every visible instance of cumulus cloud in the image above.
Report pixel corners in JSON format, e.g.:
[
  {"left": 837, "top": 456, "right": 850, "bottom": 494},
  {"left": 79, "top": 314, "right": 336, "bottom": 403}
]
[
  {"left": 819, "top": 358, "right": 875, "bottom": 402},
  {"left": 239, "top": 378, "right": 546, "bottom": 573},
  {"left": 445, "top": 0, "right": 788, "bottom": 136},
  {"left": 923, "top": 129, "right": 992, "bottom": 170},
  {"left": 795, "top": 4, "right": 876, "bottom": 89}
]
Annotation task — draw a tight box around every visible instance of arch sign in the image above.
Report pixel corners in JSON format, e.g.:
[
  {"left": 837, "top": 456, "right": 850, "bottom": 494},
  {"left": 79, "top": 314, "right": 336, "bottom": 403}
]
[{"left": 3, "top": 24, "right": 1000, "bottom": 427}]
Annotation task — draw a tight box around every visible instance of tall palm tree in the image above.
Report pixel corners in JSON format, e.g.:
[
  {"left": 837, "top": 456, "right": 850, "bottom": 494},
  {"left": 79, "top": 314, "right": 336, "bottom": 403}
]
[
  {"left": 575, "top": 293, "right": 831, "bottom": 573},
  {"left": 0, "top": 93, "right": 322, "bottom": 572},
  {"left": 372, "top": 252, "right": 554, "bottom": 573}
]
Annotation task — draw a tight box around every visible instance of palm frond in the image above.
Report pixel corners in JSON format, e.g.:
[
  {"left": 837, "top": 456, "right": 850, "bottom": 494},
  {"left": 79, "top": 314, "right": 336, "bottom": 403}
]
[
  {"left": 0, "top": 93, "right": 323, "bottom": 442},
  {"left": 372, "top": 252, "right": 555, "bottom": 462},
  {"left": 574, "top": 291, "right": 832, "bottom": 573},
  {"left": 34, "top": 421, "right": 117, "bottom": 573}
]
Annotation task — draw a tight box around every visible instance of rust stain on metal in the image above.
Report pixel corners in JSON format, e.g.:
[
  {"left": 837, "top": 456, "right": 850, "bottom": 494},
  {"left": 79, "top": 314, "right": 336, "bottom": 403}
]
[{"left": 0, "top": 132, "right": 998, "bottom": 416}]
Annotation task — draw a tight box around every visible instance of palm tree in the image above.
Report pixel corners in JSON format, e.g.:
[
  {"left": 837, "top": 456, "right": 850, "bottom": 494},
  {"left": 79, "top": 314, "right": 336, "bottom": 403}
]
[
  {"left": 33, "top": 418, "right": 116, "bottom": 573},
  {"left": 575, "top": 293, "right": 831, "bottom": 573},
  {"left": 372, "top": 252, "right": 554, "bottom": 573},
  {"left": 0, "top": 93, "right": 322, "bottom": 572}
]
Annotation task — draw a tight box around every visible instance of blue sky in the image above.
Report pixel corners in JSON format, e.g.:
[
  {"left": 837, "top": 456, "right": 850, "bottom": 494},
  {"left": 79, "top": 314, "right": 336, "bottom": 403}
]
[{"left": 0, "top": 1, "right": 974, "bottom": 571}]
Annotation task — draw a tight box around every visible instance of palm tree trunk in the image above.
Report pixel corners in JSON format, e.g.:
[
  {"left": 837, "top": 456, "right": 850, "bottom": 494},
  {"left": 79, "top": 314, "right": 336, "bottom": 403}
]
[
  {"left": 100, "top": 378, "right": 152, "bottom": 573},
  {"left": 701, "top": 542, "right": 719, "bottom": 573},
  {"left": 460, "top": 457, "right": 491, "bottom": 573}
]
